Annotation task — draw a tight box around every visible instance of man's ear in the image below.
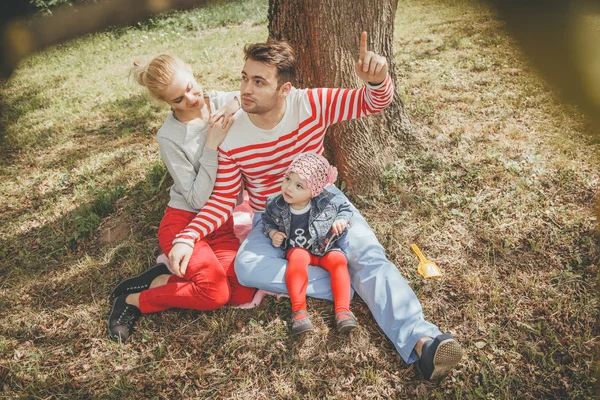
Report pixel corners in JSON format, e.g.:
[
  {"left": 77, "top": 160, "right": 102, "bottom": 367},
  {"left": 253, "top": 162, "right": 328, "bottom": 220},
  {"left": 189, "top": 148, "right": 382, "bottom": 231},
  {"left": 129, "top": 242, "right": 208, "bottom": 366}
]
[{"left": 279, "top": 82, "right": 292, "bottom": 97}]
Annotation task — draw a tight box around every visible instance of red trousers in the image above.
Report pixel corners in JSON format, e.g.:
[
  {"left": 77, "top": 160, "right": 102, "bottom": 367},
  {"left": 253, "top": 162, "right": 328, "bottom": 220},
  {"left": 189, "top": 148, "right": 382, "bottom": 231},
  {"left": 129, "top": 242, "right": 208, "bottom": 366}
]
[
  {"left": 138, "top": 207, "right": 255, "bottom": 314},
  {"left": 285, "top": 247, "right": 350, "bottom": 316}
]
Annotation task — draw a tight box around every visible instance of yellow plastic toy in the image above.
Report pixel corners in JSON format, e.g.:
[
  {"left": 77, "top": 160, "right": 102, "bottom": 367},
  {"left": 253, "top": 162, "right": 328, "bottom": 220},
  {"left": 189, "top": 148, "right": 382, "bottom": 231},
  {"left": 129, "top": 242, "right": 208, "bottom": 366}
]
[{"left": 411, "top": 244, "right": 442, "bottom": 278}]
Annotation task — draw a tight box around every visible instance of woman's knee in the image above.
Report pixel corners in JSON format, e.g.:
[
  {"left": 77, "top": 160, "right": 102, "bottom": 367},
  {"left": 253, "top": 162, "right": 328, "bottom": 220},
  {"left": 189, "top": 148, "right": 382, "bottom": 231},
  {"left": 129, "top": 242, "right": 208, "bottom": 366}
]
[
  {"left": 190, "top": 277, "right": 231, "bottom": 310},
  {"left": 211, "top": 283, "right": 231, "bottom": 309}
]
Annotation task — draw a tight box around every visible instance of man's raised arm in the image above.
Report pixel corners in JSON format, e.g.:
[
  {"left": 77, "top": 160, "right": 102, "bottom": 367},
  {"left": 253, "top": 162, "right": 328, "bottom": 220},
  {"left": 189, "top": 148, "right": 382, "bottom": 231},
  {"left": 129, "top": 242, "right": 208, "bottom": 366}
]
[{"left": 302, "top": 31, "right": 394, "bottom": 128}]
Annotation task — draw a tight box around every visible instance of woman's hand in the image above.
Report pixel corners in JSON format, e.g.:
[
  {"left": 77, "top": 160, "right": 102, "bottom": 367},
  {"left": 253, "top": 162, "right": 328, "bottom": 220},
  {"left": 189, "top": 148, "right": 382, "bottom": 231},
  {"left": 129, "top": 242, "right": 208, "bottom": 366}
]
[
  {"left": 269, "top": 230, "right": 287, "bottom": 248},
  {"left": 209, "top": 97, "right": 240, "bottom": 129},
  {"left": 169, "top": 242, "right": 194, "bottom": 277},
  {"left": 331, "top": 219, "right": 348, "bottom": 235},
  {"left": 204, "top": 114, "right": 235, "bottom": 150}
]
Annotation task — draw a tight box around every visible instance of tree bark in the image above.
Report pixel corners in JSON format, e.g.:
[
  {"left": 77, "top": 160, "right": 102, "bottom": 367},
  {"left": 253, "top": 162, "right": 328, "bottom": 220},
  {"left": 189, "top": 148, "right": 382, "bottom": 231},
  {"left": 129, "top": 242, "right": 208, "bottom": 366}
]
[{"left": 268, "top": 0, "right": 411, "bottom": 194}]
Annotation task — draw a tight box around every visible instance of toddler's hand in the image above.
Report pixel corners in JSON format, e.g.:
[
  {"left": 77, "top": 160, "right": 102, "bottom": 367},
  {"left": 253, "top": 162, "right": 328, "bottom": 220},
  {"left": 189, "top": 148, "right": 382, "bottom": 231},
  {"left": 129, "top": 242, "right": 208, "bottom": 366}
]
[
  {"left": 270, "top": 231, "right": 287, "bottom": 247},
  {"left": 331, "top": 219, "right": 348, "bottom": 235}
]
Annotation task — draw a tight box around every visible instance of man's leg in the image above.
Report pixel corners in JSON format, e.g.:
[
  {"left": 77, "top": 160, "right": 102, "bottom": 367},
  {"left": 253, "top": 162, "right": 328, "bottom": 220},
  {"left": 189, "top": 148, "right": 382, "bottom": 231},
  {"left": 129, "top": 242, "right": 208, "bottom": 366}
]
[
  {"left": 234, "top": 213, "right": 335, "bottom": 300},
  {"left": 327, "top": 186, "right": 442, "bottom": 365}
]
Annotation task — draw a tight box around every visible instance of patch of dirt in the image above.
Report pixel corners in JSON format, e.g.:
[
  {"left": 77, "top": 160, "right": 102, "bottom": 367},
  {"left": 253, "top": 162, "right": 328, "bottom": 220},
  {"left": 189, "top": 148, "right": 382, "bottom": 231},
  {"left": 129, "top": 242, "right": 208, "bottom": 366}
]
[{"left": 98, "top": 214, "right": 131, "bottom": 244}]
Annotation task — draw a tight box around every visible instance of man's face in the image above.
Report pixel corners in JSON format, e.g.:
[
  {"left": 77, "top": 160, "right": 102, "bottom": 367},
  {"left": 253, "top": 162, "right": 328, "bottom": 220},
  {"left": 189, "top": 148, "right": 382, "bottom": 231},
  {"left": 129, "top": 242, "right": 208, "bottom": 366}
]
[{"left": 240, "top": 59, "right": 283, "bottom": 114}]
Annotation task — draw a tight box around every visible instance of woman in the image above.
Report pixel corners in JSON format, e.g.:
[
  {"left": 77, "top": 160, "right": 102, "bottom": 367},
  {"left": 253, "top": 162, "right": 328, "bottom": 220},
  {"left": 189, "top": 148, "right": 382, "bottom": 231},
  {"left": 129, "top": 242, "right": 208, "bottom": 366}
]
[{"left": 107, "top": 54, "right": 255, "bottom": 343}]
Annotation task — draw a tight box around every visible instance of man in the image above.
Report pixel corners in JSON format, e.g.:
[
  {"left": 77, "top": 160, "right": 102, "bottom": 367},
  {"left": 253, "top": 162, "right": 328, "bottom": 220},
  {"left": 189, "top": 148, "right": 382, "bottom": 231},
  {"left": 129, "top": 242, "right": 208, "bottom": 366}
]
[{"left": 170, "top": 32, "right": 463, "bottom": 380}]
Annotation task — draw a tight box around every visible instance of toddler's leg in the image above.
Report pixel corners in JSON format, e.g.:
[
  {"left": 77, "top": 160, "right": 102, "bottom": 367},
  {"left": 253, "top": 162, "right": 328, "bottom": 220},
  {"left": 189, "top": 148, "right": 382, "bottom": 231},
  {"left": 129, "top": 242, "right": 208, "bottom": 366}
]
[
  {"left": 234, "top": 213, "right": 334, "bottom": 299},
  {"left": 318, "top": 251, "right": 351, "bottom": 316},
  {"left": 285, "top": 247, "right": 312, "bottom": 314}
]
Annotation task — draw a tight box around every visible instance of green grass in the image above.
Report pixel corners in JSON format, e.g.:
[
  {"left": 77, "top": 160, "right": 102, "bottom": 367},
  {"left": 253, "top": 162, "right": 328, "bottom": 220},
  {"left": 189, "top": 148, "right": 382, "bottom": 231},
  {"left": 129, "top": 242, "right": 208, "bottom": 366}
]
[{"left": 1, "top": 0, "right": 599, "bottom": 398}]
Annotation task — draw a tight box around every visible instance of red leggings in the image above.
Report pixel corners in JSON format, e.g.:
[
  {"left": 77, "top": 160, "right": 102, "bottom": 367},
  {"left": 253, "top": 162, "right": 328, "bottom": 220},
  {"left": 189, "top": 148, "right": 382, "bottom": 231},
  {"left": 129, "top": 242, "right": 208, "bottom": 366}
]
[
  {"left": 138, "top": 207, "right": 255, "bottom": 314},
  {"left": 285, "top": 247, "right": 350, "bottom": 317}
]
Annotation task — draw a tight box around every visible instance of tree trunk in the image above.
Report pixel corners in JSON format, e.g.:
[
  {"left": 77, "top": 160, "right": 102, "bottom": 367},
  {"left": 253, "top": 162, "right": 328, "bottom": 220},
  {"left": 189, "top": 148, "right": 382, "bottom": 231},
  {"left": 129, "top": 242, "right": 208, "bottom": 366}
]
[{"left": 268, "top": 0, "right": 411, "bottom": 194}]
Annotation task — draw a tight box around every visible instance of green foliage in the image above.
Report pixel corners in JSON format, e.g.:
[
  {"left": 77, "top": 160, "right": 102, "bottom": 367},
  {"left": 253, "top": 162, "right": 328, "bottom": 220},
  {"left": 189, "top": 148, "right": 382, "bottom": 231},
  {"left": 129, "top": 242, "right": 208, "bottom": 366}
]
[
  {"left": 138, "top": 0, "right": 268, "bottom": 31},
  {"left": 143, "top": 161, "right": 170, "bottom": 197},
  {"left": 29, "top": 0, "right": 98, "bottom": 13},
  {"left": 67, "top": 185, "right": 126, "bottom": 249},
  {"left": 28, "top": 0, "right": 268, "bottom": 27}
]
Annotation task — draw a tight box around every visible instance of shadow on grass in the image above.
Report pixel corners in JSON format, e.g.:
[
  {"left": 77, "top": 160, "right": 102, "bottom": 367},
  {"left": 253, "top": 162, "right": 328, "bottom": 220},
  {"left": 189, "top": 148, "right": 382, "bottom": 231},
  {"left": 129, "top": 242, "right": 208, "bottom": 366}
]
[
  {"left": 0, "top": 92, "right": 162, "bottom": 169},
  {"left": 0, "top": 93, "right": 167, "bottom": 233},
  {"left": 85, "top": 94, "right": 164, "bottom": 138},
  {"left": 0, "top": 159, "right": 170, "bottom": 283}
]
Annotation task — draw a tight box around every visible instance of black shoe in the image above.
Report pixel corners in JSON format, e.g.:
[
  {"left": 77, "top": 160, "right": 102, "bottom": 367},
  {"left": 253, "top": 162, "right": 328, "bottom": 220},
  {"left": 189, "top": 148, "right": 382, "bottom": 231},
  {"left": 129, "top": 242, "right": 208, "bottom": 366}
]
[
  {"left": 107, "top": 294, "right": 141, "bottom": 343},
  {"left": 110, "top": 263, "right": 170, "bottom": 300},
  {"left": 417, "top": 333, "right": 463, "bottom": 380}
]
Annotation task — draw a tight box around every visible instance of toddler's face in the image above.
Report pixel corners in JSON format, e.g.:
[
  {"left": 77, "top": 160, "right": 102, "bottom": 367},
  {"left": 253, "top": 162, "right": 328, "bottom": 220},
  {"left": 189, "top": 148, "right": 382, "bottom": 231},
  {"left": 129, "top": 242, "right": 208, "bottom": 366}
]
[{"left": 281, "top": 172, "right": 312, "bottom": 210}]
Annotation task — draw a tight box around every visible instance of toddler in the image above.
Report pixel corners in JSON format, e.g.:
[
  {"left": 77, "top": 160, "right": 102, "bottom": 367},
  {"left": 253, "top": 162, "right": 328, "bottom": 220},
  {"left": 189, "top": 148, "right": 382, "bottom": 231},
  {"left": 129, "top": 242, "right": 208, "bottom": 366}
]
[{"left": 262, "top": 152, "right": 357, "bottom": 334}]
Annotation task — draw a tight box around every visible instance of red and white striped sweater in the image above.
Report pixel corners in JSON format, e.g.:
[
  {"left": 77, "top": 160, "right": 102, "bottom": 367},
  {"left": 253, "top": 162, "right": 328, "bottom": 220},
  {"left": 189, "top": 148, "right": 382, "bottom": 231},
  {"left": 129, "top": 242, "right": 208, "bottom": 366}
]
[{"left": 173, "top": 75, "right": 394, "bottom": 246}]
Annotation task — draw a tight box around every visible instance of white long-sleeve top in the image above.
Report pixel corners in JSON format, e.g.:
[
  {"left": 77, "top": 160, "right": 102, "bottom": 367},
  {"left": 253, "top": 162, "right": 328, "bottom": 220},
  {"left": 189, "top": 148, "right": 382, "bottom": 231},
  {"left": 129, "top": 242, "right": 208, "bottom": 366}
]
[{"left": 156, "top": 90, "right": 239, "bottom": 212}]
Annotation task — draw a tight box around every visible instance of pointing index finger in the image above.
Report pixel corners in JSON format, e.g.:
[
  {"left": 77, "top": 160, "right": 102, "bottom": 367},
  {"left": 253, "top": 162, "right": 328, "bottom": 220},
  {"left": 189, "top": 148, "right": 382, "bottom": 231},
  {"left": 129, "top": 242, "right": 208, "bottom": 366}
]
[{"left": 359, "top": 31, "right": 367, "bottom": 59}]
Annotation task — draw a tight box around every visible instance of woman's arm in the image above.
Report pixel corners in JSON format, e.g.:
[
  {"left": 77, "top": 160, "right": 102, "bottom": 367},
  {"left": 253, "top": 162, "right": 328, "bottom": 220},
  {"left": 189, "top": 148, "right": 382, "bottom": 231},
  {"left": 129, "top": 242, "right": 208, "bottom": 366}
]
[{"left": 158, "top": 136, "right": 217, "bottom": 210}]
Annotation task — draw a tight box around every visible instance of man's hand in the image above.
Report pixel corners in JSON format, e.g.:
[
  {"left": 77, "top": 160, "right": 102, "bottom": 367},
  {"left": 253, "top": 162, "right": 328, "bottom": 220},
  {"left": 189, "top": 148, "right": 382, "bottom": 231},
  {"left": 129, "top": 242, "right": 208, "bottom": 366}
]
[
  {"left": 269, "top": 230, "right": 287, "bottom": 248},
  {"left": 169, "top": 242, "right": 194, "bottom": 277},
  {"left": 355, "top": 31, "right": 388, "bottom": 85},
  {"left": 331, "top": 219, "right": 348, "bottom": 235}
]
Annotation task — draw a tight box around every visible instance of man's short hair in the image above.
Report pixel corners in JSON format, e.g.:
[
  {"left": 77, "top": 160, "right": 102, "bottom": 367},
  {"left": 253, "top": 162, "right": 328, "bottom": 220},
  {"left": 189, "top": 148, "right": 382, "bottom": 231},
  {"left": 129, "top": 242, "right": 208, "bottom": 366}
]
[{"left": 243, "top": 39, "right": 296, "bottom": 87}]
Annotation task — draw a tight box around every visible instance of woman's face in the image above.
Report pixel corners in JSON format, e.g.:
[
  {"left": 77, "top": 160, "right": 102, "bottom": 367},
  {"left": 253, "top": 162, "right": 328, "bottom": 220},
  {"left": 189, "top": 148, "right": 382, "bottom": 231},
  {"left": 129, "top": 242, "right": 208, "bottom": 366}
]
[{"left": 160, "top": 68, "right": 205, "bottom": 113}]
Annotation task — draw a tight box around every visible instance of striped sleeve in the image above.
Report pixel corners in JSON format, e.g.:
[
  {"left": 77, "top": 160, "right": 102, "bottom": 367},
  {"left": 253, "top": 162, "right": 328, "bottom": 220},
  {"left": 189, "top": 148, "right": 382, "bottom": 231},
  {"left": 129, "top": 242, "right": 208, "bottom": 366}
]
[
  {"left": 309, "top": 74, "right": 394, "bottom": 127},
  {"left": 173, "top": 149, "right": 242, "bottom": 246}
]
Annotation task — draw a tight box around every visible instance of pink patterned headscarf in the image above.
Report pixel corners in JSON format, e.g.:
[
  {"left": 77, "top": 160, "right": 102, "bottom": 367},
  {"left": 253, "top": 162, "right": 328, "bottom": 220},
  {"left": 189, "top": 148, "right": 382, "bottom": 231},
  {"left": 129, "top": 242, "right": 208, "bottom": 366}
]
[{"left": 286, "top": 152, "right": 338, "bottom": 197}]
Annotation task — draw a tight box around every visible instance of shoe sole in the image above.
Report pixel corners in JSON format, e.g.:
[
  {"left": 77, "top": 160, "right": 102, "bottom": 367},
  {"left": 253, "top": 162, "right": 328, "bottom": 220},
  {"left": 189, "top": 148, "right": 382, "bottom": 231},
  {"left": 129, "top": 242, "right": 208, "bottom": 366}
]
[
  {"left": 430, "top": 339, "right": 463, "bottom": 380},
  {"left": 337, "top": 320, "right": 357, "bottom": 333},
  {"left": 292, "top": 326, "right": 314, "bottom": 335},
  {"left": 107, "top": 297, "right": 130, "bottom": 343},
  {"left": 291, "top": 320, "right": 314, "bottom": 335},
  {"left": 338, "top": 325, "right": 356, "bottom": 333},
  {"left": 107, "top": 299, "right": 122, "bottom": 342}
]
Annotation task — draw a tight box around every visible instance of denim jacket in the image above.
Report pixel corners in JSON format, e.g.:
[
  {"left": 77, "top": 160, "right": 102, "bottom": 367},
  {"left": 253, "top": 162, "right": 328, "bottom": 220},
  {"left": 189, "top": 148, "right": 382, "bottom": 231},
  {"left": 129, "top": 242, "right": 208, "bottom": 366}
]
[{"left": 262, "top": 190, "right": 353, "bottom": 256}]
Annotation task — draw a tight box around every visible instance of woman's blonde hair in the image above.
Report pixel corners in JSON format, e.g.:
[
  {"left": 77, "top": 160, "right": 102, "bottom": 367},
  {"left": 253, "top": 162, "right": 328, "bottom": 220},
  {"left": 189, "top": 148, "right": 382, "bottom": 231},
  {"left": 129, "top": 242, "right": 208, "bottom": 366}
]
[{"left": 130, "top": 54, "right": 192, "bottom": 101}]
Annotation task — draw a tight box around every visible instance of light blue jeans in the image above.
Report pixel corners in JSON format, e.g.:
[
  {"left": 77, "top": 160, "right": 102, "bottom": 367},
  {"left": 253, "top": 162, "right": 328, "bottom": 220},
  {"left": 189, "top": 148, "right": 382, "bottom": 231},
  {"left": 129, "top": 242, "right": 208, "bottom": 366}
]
[{"left": 234, "top": 186, "right": 441, "bottom": 364}]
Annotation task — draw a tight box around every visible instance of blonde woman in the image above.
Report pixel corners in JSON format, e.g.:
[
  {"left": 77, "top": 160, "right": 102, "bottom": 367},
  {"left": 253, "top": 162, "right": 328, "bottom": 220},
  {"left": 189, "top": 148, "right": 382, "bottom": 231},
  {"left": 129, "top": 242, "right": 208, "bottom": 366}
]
[{"left": 107, "top": 54, "right": 255, "bottom": 343}]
